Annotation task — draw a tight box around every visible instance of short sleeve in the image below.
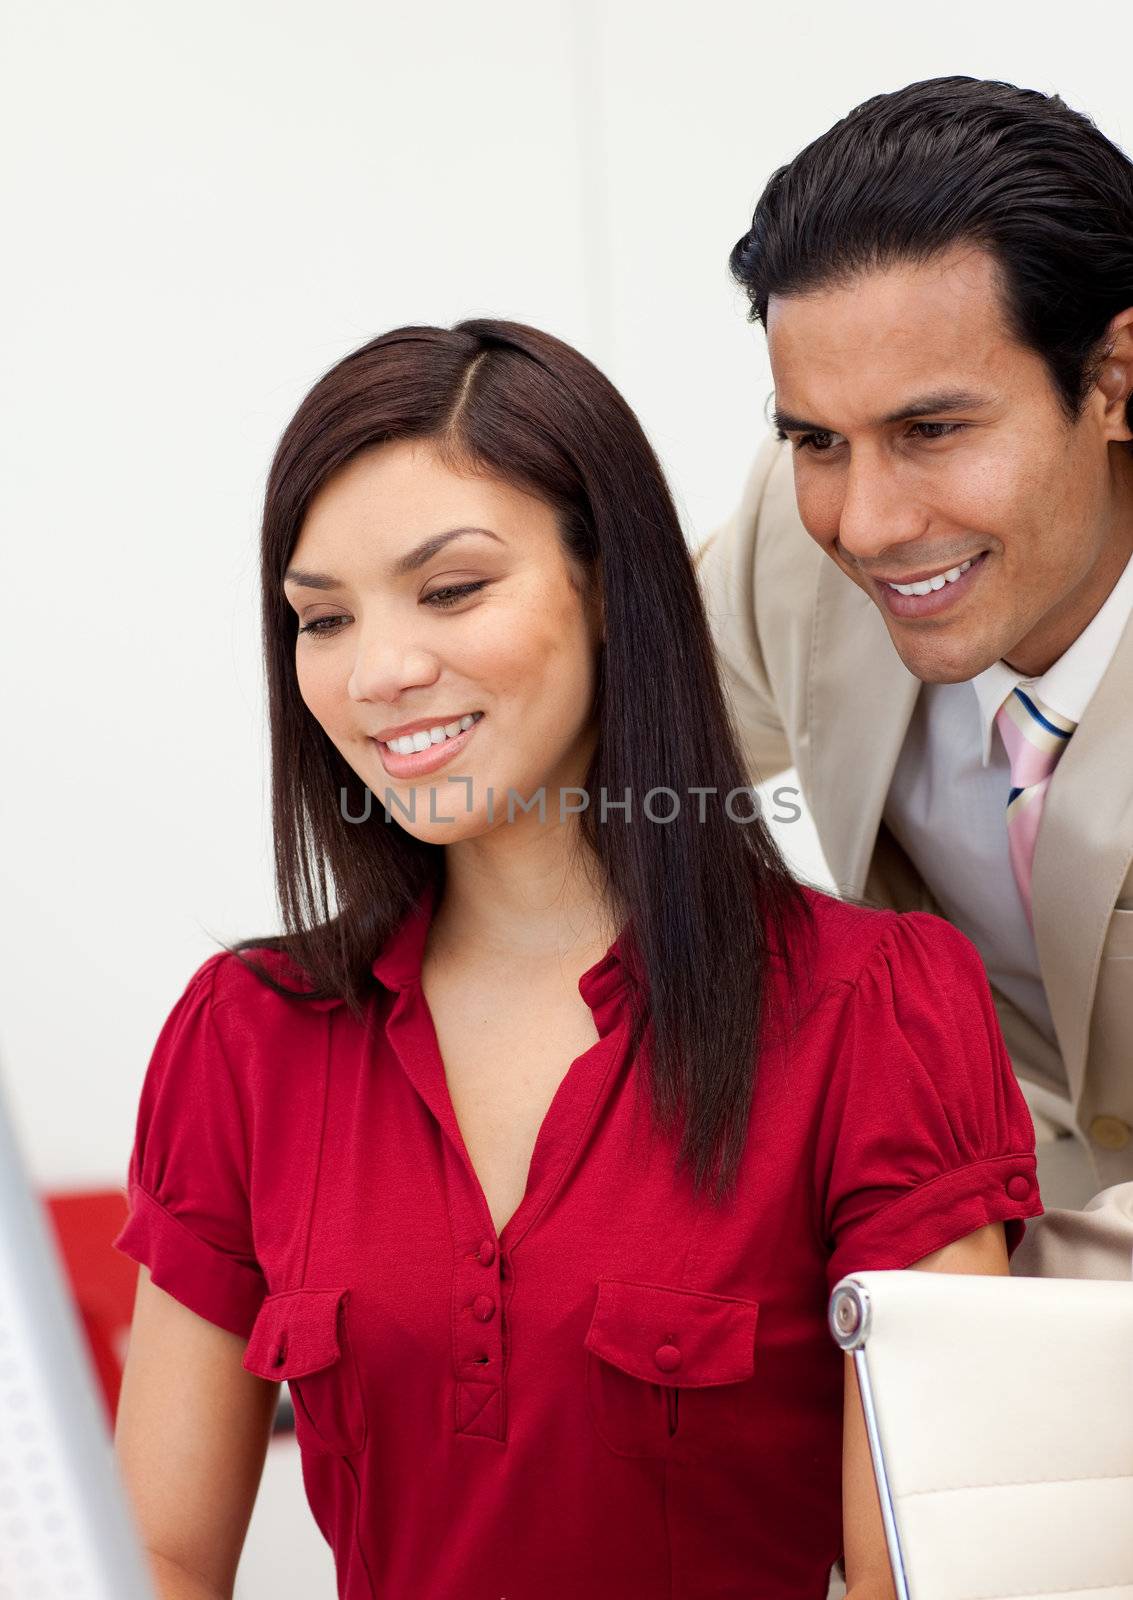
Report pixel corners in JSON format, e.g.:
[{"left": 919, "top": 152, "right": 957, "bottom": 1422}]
[
  {"left": 816, "top": 912, "right": 1042, "bottom": 1288},
  {"left": 112, "top": 954, "right": 268, "bottom": 1338}
]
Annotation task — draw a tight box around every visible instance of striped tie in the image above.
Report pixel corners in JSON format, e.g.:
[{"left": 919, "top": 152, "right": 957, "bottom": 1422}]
[{"left": 994, "top": 687, "right": 1077, "bottom": 925}]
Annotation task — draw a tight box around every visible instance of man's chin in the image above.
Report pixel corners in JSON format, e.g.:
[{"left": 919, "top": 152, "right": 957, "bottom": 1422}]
[{"left": 885, "top": 623, "right": 1002, "bottom": 686}]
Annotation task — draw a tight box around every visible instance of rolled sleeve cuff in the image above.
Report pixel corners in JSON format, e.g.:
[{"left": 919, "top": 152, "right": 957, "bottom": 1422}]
[
  {"left": 825, "top": 1152, "right": 1043, "bottom": 1289},
  {"left": 112, "top": 1181, "right": 268, "bottom": 1340}
]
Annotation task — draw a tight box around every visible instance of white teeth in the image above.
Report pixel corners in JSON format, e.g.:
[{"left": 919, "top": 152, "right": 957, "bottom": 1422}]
[
  {"left": 384, "top": 712, "right": 481, "bottom": 755},
  {"left": 887, "top": 558, "right": 974, "bottom": 597}
]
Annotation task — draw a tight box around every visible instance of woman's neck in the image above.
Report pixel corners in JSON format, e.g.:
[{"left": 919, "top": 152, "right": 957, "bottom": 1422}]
[{"left": 431, "top": 818, "right": 619, "bottom": 969}]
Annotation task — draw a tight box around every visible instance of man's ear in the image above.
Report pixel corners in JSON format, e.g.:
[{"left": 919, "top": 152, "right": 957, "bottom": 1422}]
[{"left": 1094, "top": 307, "right": 1133, "bottom": 443}]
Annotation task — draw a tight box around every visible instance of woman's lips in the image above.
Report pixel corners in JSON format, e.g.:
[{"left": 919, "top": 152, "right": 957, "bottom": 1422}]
[
  {"left": 876, "top": 552, "right": 989, "bottom": 620},
  {"left": 372, "top": 715, "right": 483, "bottom": 778}
]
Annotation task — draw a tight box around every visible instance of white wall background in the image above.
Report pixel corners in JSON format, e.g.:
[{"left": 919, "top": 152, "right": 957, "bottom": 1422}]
[
  {"left": 2, "top": 3, "right": 1129, "bottom": 1590},
  {"left": 6, "top": 0, "right": 1132, "bottom": 1187}
]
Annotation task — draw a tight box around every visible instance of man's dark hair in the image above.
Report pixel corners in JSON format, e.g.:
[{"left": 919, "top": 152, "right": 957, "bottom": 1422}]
[{"left": 730, "top": 76, "right": 1133, "bottom": 428}]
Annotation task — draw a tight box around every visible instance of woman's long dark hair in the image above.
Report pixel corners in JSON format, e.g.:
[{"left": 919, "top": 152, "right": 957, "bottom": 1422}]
[{"left": 226, "top": 319, "right": 811, "bottom": 1200}]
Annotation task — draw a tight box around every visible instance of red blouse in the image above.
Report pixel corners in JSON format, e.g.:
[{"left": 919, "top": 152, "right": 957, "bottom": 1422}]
[{"left": 114, "top": 883, "right": 1041, "bottom": 1598}]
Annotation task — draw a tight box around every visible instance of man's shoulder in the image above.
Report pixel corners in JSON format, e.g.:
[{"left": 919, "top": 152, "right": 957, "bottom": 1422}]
[
  {"left": 744, "top": 435, "right": 826, "bottom": 598},
  {"left": 746, "top": 433, "right": 809, "bottom": 531}
]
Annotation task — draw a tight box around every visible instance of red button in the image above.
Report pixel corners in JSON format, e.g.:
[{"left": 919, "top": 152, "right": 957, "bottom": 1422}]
[
  {"left": 477, "top": 1240, "right": 496, "bottom": 1267},
  {"left": 654, "top": 1344, "right": 681, "bottom": 1373},
  {"left": 472, "top": 1295, "right": 496, "bottom": 1322},
  {"left": 1006, "top": 1175, "right": 1032, "bottom": 1201}
]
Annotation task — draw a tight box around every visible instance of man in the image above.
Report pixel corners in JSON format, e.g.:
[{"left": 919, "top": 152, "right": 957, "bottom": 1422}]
[{"left": 696, "top": 76, "right": 1133, "bottom": 1278}]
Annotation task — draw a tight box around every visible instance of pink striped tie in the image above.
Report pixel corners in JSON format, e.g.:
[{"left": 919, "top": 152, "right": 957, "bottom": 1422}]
[{"left": 994, "top": 687, "right": 1077, "bottom": 925}]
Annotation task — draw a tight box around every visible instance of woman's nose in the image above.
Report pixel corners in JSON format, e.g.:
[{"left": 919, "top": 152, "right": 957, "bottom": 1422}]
[{"left": 346, "top": 621, "right": 442, "bottom": 705}]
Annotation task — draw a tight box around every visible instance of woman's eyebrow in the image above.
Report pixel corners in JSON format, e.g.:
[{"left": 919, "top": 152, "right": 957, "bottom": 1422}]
[
  {"left": 283, "top": 526, "right": 503, "bottom": 590},
  {"left": 389, "top": 525, "right": 503, "bottom": 577}
]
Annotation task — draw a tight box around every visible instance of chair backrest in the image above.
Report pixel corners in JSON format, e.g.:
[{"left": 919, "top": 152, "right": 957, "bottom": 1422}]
[{"left": 829, "top": 1269, "right": 1133, "bottom": 1600}]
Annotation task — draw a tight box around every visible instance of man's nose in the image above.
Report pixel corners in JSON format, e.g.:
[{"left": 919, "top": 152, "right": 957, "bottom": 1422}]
[{"left": 836, "top": 458, "right": 929, "bottom": 566}]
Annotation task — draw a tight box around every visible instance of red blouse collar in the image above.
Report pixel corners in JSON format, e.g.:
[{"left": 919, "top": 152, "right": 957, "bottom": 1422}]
[{"left": 370, "top": 877, "right": 645, "bottom": 1014}]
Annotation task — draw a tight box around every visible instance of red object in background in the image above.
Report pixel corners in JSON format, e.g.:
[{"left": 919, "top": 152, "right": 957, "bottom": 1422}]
[{"left": 44, "top": 1189, "right": 137, "bottom": 1425}]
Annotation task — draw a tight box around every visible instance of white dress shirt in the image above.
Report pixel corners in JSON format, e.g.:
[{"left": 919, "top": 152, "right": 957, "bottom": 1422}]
[{"left": 884, "top": 551, "right": 1133, "bottom": 1129}]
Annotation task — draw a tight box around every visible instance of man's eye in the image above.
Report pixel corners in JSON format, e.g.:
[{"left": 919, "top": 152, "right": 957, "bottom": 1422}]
[
  {"left": 778, "top": 429, "right": 841, "bottom": 453},
  {"left": 909, "top": 421, "right": 964, "bottom": 440}
]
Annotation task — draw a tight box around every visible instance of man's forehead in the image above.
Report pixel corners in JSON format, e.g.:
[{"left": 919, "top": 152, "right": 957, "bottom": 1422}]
[
  {"left": 768, "top": 249, "right": 1012, "bottom": 373},
  {"left": 766, "top": 250, "right": 1014, "bottom": 428}
]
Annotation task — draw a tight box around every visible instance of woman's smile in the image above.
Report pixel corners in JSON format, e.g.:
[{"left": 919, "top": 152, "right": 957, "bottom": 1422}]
[{"left": 372, "top": 710, "right": 485, "bottom": 778}]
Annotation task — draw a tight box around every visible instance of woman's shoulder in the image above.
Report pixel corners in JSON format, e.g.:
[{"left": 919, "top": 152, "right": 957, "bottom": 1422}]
[
  {"left": 133, "top": 944, "right": 353, "bottom": 1146},
  {"left": 789, "top": 884, "right": 984, "bottom": 997},
  {"left": 154, "top": 944, "right": 351, "bottom": 1090},
  {"left": 787, "top": 889, "right": 1038, "bottom": 1284},
  {"left": 206, "top": 941, "right": 350, "bottom": 1018}
]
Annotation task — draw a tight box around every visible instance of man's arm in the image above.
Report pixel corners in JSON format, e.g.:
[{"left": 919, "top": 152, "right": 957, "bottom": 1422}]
[
  {"left": 1010, "top": 1180, "right": 1133, "bottom": 1279},
  {"left": 693, "top": 435, "right": 794, "bottom": 784}
]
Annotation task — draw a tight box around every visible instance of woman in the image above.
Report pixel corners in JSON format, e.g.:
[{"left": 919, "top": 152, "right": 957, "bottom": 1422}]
[{"left": 113, "top": 319, "right": 1041, "bottom": 1599}]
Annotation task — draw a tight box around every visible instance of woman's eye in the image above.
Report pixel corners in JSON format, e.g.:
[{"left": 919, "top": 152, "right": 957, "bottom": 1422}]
[
  {"left": 298, "top": 616, "right": 346, "bottom": 638},
  {"left": 296, "top": 581, "right": 489, "bottom": 637},
  {"left": 424, "top": 580, "right": 489, "bottom": 609}
]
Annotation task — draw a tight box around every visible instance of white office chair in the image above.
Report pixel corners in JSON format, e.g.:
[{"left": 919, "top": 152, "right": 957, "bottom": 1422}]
[{"left": 829, "top": 1269, "right": 1133, "bottom": 1600}]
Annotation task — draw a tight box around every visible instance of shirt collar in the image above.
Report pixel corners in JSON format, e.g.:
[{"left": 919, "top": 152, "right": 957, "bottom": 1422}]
[
  {"left": 970, "top": 548, "right": 1133, "bottom": 766},
  {"left": 370, "top": 875, "right": 644, "bottom": 1011},
  {"left": 370, "top": 878, "right": 439, "bottom": 991}
]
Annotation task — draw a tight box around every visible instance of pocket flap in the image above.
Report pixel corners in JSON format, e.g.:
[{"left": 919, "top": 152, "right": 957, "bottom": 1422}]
[
  {"left": 585, "top": 1279, "right": 758, "bottom": 1387},
  {"left": 242, "top": 1288, "right": 348, "bottom": 1381}
]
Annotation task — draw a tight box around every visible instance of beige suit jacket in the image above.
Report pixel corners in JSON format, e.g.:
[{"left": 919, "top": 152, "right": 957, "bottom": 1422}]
[{"left": 695, "top": 435, "right": 1133, "bottom": 1280}]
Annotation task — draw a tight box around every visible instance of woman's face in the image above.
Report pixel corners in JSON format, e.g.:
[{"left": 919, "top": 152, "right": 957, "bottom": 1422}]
[{"left": 284, "top": 438, "right": 604, "bottom": 845}]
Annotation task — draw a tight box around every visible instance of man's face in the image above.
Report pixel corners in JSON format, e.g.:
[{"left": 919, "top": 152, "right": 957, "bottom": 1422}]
[{"left": 767, "top": 245, "right": 1133, "bottom": 681}]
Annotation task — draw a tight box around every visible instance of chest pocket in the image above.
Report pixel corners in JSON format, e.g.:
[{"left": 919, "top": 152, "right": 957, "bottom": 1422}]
[
  {"left": 243, "top": 1287, "right": 367, "bottom": 1456},
  {"left": 584, "top": 1279, "right": 759, "bottom": 1459}
]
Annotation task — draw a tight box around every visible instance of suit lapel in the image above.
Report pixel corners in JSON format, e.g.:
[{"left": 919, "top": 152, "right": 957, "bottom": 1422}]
[
  {"left": 1032, "top": 605, "right": 1133, "bottom": 1107},
  {"left": 805, "top": 559, "right": 921, "bottom": 898}
]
